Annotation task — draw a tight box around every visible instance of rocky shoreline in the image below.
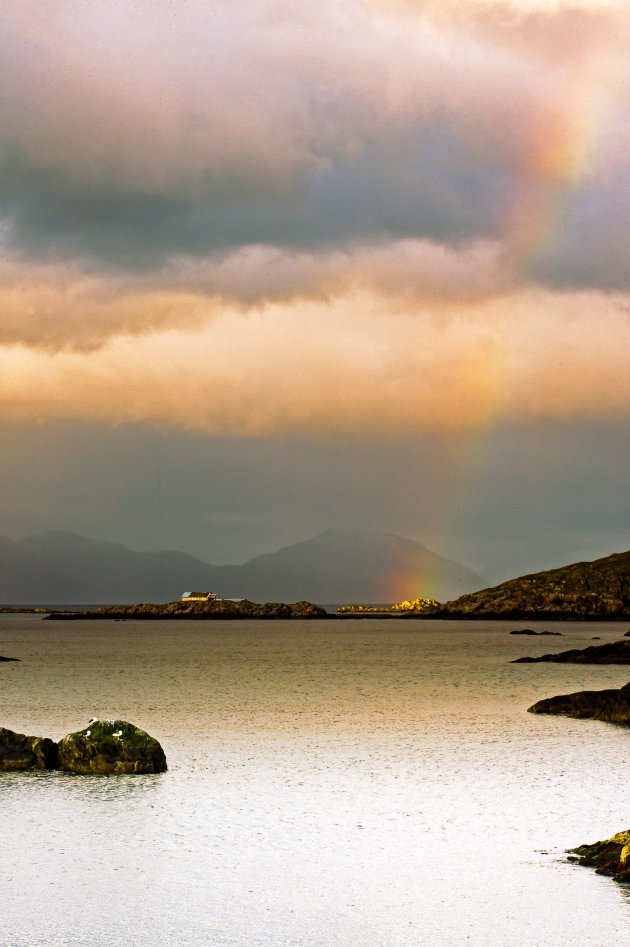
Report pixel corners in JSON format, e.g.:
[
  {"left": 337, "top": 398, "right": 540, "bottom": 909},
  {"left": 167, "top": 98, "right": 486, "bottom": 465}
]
[
  {"left": 46, "top": 599, "right": 330, "bottom": 620},
  {"left": 527, "top": 676, "right": 630, "bottom": 884},
  {"left": 567, "top": 833, "right": 630, "bottom": 884},
  {"left": 528, "top": 681, "right": 630, "bottom": 724},
  {"left": 423, "top": 605, "right": 630, "bottom": 620},
  {"left": 419, "top": 549, "right": 630, "bottom": 620},
  {"left": 42, "top": 600, "right": 453, "bottom": 620},
  {"left": 513, "top": 638, "right": 630, "bottom": 664}
]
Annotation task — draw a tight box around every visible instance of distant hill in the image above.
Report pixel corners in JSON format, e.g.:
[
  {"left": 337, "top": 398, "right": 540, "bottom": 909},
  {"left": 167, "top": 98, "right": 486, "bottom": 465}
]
[
  {"left": 224, "top": 530, "right": 485, "bottom": 604},
  {"left": 427, "top": 549, "right": 630, "bottom": 620},
  {"left": 0, "top": 528, "right": 485, "bottom": 605}
]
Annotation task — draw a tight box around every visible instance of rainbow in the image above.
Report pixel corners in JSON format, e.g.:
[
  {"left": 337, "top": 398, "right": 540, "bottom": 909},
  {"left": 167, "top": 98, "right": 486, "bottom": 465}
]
[{"left": 392, "top": 29, "right": 630, "bottom": 604}]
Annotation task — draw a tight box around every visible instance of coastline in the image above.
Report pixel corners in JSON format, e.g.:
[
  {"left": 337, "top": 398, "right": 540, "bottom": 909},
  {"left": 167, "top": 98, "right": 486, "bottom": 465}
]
[{"left": 40, "top": 604, "right": 630, "bottom": 620}]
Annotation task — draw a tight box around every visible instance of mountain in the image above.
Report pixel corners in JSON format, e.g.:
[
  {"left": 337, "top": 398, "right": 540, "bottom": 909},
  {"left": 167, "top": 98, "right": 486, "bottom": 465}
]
[
  {"left": 228, "top": 529, "right": 484, "bottom": 603},
  {"left": 427, "top": 549, "right": 630, "bottom": 619},
  {"left": 0, "top": 528, "right": 485, "bottom": 605}
]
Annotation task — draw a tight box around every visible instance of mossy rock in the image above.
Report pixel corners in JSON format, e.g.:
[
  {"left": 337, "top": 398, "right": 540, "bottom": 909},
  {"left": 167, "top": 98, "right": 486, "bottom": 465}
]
[
  {"left": 57, "top": 719, "right": 167, "bottom": 775},
  {"left": 568, "top": 830, "right": 630, "bottom": 882}
]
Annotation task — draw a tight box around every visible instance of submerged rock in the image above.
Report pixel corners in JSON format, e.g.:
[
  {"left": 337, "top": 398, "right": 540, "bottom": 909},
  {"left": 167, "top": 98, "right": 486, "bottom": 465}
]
[
  {"left": 0, "top": 727, "right": 58, "bottom": 771},
  {"left": 527, "top": 681, "right": 630, "bottom": 724},
  {"left": 568, "top": 831, "right": 630, "bottom": 883},
  {"left": 57, "top": 719, "right": 167, "bottom": 775},
  {"left": 513, "top": 639, "right": 630, "bottom": 664}
]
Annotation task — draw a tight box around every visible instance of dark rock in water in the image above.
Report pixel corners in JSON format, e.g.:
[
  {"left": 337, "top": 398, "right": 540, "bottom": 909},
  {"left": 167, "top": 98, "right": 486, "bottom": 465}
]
[
  {"left": 0, "top": 655, "right": 19, "bottom": 661},
  {"left": 0, "top": 727, "right": 58, "bottom": 771},
  {"left": 513, "top": 639, "right": 630, "bottom": 664},
  {"left": 568, "top": 831, "right": 630, "bottom": 883},
  {"left": 57, "top": 719, "right": 167, "bottom": 775},
  {"left": 509, "top": 629, "right": 562, "bottom": 636},
  {"left": 528, "top": 681, "right": 630, "bottom": 724}
]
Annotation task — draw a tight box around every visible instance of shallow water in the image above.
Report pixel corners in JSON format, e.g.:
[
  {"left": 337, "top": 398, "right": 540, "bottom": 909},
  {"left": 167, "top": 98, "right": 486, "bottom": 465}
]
[{"left": 1, "top": 615, "right": 630, "bottom": 946}]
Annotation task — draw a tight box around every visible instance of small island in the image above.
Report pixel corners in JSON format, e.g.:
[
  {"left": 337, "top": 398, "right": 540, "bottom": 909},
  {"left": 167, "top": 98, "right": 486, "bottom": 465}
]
[
  {"left": 46, "top": 599, "right": 329, "bottom": 620},
  {"left": 0, "top": 719, "right": 167, "bottom": 774},
  {"left": 44, "top": 596, "right": 444, "bottom": 620}
]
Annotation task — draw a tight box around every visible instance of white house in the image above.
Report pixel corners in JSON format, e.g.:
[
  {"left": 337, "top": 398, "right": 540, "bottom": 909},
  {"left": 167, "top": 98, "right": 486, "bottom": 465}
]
[{"left": 181, "top": 592, "right": 218, "bottom": 602}]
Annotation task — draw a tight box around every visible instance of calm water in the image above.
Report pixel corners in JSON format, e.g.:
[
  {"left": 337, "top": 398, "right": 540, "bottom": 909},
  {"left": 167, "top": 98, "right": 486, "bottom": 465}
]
[{"left": 1, "top": 615, "right": 630, "bottom": 946}]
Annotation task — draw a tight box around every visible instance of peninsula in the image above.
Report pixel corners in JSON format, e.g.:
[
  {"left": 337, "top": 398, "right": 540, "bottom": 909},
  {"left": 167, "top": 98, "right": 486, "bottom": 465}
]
[{"left": 422, "top": 549, "right": 630, "bottom": 620}]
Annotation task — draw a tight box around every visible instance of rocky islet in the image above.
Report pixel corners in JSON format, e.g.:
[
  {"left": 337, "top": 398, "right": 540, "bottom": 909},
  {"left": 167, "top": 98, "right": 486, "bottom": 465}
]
[
  {"left": 527, "top": 681, "right": 630, "bottom": 725},
  {"left": 513, "top": 637, "right": 630, "bottom": 664},
  {"left": 46, "top": 599, "right": 328, "bottom": 620},
  {"left": 0, "top": 719, "right": 167, "bottom": 774}
]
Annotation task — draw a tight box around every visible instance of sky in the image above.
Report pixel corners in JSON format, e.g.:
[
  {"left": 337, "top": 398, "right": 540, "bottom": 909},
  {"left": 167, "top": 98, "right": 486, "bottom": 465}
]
[{"left": 1, "top": 0, "right": 629, "bottom": 584}]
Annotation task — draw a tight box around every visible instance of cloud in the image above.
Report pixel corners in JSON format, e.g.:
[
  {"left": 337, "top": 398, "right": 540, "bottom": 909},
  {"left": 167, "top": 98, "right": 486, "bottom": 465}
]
[
  {"left": 1, "top": 0, "right": 630, "bottom": 440},
  {"left": 1, "top": 286, "right": 629, "bottom": 435},
  {"left": 0, "top": 237, "right": 507, "bottom": 349},
  {"left": 1, "top": 0, "right": 628, "bottom": 292}
]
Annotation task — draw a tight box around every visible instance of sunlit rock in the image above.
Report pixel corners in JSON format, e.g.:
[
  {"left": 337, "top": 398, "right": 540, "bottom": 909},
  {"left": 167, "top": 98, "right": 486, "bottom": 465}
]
[{"left": 568, "top": 831, "right": 630, "bottom": 883}]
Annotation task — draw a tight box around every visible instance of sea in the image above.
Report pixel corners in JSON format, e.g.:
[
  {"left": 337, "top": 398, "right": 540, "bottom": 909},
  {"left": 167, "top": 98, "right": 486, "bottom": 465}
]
[{"left": 1, "top": 614, "right": 630, "bottom": 947}]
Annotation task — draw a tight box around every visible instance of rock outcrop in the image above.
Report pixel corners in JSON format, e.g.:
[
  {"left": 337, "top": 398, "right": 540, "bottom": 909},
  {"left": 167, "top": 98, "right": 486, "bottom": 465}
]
[
  {"left": 513, "top": 639, "right": 630, "bottom": 664},
  {"left": 422, "top": 549, "right": 630, "bottom": 620},
  {"left": 509, "top": 629, "right": 562, "bottom": 636},
  {"left": 0, "top": 655, "right": 20, "bottom": 661},
  {"left": 47, "top": 599, "right": 328, "bottom": 620},
  {"left": 568, "top": 831, "right": 630, "bottom": 883},
  {"left": 527, "top": 681, "right": 630, "bottom": 724},
  {"left": 0, "top": 727, "right": 58, "bottom": 771},
  {"left": 57, "top": 719, "right": 167, "bottom": 774},
  {"left": 0, "top": 720, "right": 166, "bottom": 774}
]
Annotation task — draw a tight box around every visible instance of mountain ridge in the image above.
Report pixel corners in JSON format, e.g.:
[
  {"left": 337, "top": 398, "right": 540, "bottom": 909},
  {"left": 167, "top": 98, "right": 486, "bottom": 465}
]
[{"left": 0, "top": 529, "right": 485, "bottom": 605}]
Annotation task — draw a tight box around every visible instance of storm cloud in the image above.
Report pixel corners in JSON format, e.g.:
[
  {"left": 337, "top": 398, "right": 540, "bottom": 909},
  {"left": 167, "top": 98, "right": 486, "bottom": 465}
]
[
  {"left": 1, "top": 0, "right": 628, "bottom": 288},
  {"left": 0, "top": 3, "right": 628, "bottom": 431}
]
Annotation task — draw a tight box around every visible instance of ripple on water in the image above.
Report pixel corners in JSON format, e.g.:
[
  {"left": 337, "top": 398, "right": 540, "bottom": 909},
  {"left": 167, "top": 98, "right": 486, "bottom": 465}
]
[{"left": 0, "top": 616, "right": 629, "bottom": 946}]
